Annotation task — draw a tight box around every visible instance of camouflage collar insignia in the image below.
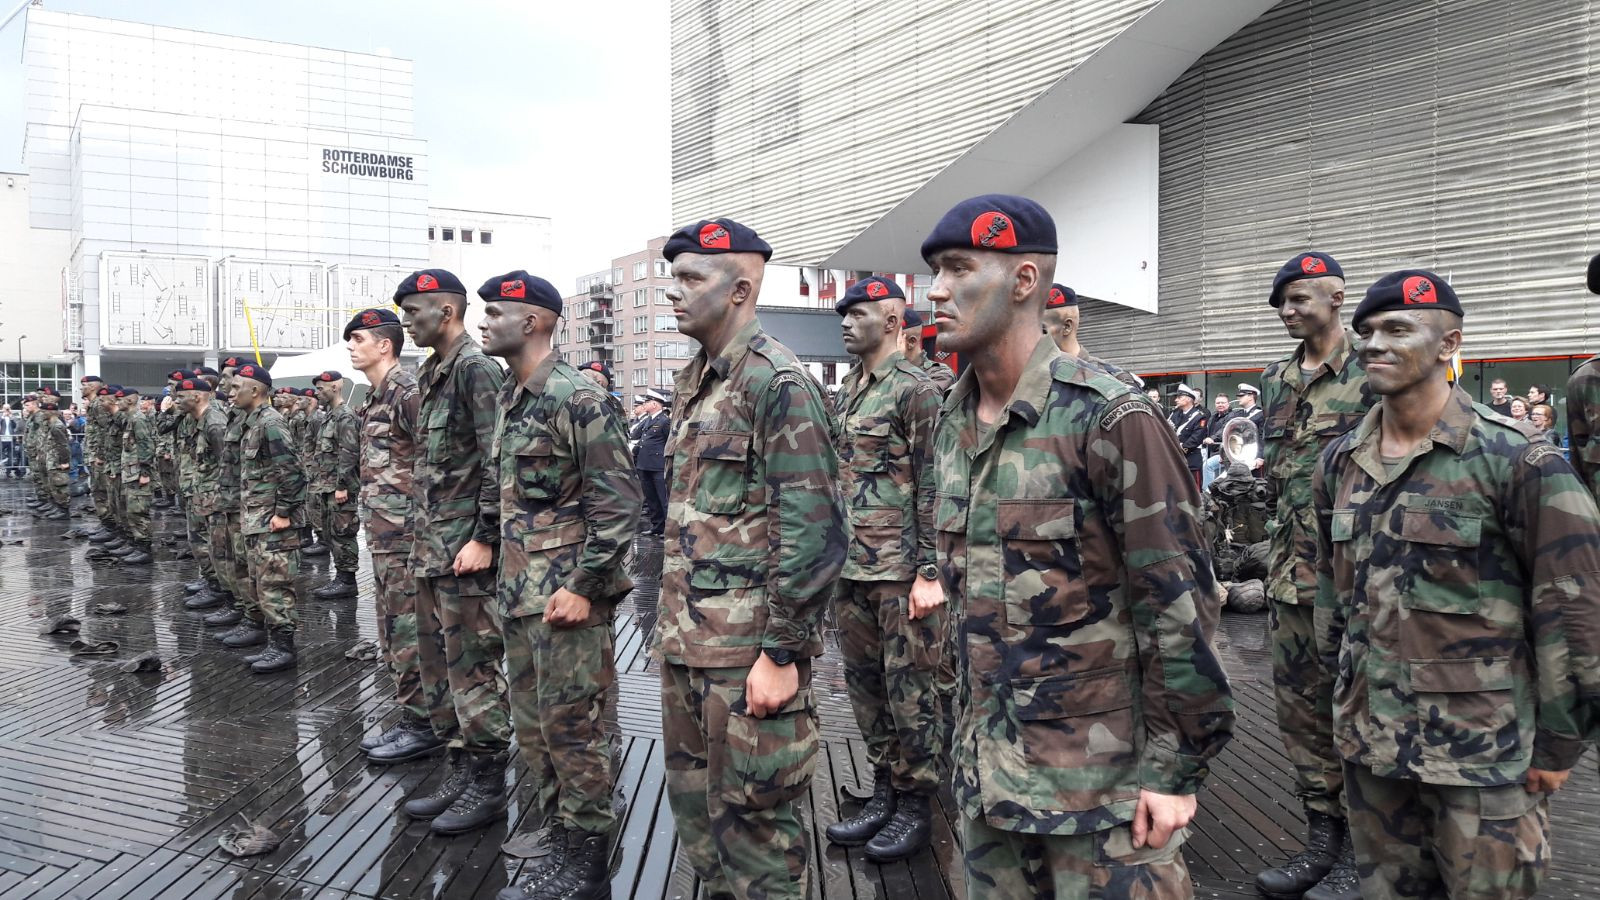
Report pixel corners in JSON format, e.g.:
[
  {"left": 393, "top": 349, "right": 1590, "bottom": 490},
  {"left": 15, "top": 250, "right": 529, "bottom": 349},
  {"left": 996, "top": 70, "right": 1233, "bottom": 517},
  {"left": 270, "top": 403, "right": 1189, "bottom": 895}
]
[{"left": 1100, "top": 396, "right": 1155, "bottom": 431}]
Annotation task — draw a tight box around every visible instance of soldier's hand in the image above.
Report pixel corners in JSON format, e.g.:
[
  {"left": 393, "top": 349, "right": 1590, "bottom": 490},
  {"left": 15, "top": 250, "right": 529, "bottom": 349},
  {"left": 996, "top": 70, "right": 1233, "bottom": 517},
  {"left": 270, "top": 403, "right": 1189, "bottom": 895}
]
[
  {"left": 545, "top": 588, "right": 591, "bottom": 627},
  {"left": 334, "top": 489, "right": 348, "bottom": 504},
  {"left": 269, "top": 514, "right": 291, "bottom": 532},
  {"left": 452, "top": 539, "right": 493, "bottom": 576},
  {"left": 745, "top": 653, "right": 798, "bottom": 718},
  {"left": 909, "top": 574, "right": 945, "bottom": 620},
  {"left": 138, "top": 475, "right": 150, "bottom": 486},
  {"left": 1132, "top": 789, "right": 1196, "bottom": 850},
  {"left": 1526, "top": 768, "right": 1571, "bottom": 794}
]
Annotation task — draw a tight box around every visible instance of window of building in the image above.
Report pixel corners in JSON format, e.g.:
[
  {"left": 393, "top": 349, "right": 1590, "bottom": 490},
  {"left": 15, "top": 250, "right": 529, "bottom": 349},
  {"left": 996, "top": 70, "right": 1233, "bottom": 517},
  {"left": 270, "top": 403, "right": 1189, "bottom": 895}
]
[
  {"left": 655, "top": 287, "right": 669, "bottom": 305},
  {"left": 634, "top": 344, "right": 649, "bottom": 361},
  {"left": 462, "top": 229, "right": 474, "bottom": 243},
  {"left": 480, "top": 231, "right": 492, "bottom": 245},
  {"left": 657, "top": 367, "right": 679, "bottom": 389},
  {"left": 632, "top": 290, "right": 646, "bottom": 308},
  {"left": 612, "top": 267, "right": 623, "bottom": 285},
  {"left": 442, "top": 227, "right": 455, "bottom": 241},
  {"left": 632, "top": 368, "right": 649, "bottom": 387},
  {"left": 428, "top": 226, "right": 435, "bottom": 240},
  {"left": 656, "top": 341, "right": 694, "bottom": 360},
  {"left": 654, "top": 259, "right": 669, "bottom": 277},
  {"left": 654, "top": 314, "right": 679, "bottom": 332},
  {"left": 633, "top": 316, "right": 647, "bottom": 334},
  {"left": 632, "top": 261, "right": 647, "bottom": 281}
]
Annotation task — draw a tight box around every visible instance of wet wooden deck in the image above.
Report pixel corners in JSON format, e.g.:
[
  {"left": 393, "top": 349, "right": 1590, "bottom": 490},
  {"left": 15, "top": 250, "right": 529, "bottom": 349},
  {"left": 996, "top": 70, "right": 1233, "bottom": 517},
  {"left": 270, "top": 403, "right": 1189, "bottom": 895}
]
[{"left": 0, "top": 484, "right": 1597, "bottom": 899}]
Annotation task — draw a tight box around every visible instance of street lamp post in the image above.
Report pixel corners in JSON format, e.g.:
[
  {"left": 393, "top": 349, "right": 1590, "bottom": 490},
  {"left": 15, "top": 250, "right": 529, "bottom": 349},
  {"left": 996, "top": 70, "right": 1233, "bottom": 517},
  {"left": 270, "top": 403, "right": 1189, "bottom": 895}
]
[{"left": 16, "top": 335, "right": 25, "bottom": 397}]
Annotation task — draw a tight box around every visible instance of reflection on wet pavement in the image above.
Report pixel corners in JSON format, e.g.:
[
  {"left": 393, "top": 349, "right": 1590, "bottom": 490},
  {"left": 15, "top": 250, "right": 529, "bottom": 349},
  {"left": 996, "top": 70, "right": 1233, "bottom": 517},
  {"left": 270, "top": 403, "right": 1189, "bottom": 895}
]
[{"left": 0, "top": 490, "right": 1595, "bottom": 898}]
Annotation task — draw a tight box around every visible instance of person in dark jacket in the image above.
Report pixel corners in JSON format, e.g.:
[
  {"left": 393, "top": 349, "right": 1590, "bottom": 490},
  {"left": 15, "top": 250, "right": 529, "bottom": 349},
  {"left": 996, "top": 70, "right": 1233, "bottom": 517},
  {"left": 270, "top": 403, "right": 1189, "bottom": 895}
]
[
  {"left": 1169, "top": 384, "right": 1208, "bottom": 487},
  {"left": 629, "top": 390, "right": 669, "bottom": 536}
]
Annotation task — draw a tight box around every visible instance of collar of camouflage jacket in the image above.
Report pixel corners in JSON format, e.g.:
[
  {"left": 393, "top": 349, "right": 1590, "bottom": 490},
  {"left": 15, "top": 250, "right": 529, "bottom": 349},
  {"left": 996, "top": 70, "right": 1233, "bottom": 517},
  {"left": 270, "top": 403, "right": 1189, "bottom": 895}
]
[
  {"left": 943, "top": 333, "right": 1061, "bottom": 436},
  {"left": 679, "top": 317, "right": 762, "bottom": 397},
  {"left": 507, "top": 350, "right": 563, "bottom": 404},
  {"left": 843, "top": 350, "right": 907, "bottom": 408},
  {"left": 1285, "top": 327, "right": 1362, "bottom": 389},
  {"left": 1349, "top": 384, "right": 1476, "bottom": 483},
  {"left": 419, "top": 330, "right": 474, "bottom": 388}
]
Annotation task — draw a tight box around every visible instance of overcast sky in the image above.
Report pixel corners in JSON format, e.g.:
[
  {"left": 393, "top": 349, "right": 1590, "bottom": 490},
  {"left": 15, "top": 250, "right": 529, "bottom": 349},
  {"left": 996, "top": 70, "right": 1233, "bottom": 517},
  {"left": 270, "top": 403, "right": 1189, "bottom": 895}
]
[{"left": 0, "top": 0, "right": 672, "bottom": 292}]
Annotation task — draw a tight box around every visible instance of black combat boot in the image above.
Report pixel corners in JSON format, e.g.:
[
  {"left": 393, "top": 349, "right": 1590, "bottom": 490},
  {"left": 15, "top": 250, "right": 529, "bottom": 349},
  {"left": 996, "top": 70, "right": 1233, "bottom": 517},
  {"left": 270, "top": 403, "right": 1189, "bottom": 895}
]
[
  {"left": 514, "top": 827, "right": 610, "bottom": 900},
  {"left": 185, "top": 587, "right": 223, "bottom": 609},
  {"left": 826, "top": 767, "right": 896, "bottom": 846},
  {"left": 302, "top": 541, "right": 329, "bottom": 557},
  {"left": 183, "top": 579, "right": 206, "bottom": 594},
  {"left": 204, "top": 606, "right": 243, "bottom": 627},
  {"left": 403, "top": 750, "right": 471, "bottom": 818},
  {"left": 312, "top": 569, "right": 358, "bottom": 599},
  {"left": 43, "top": 505, "right": 68, "bottom": 520},
  {"left": 367, "top": 717, "right": 448, "bottom": 764},
  {"left": 103, "top": 536, "right": 130, "bottom": 552},
  {"left": 1303, "top": 831, "right": 1361, "bottom": 900},
  {"left": 1256, "top": 809, "right": 1346, "bottom": 899},
  {"left": 363, "top": 715, "right": 429, "bottom": 752},
  {"left": 220, "top": 621, "right": 269, "bottom": 648},
  {"left": 120, "top": 542, "right": 153, "bottom": 565},
  {"left": 87, "top": 528, "right": 115, "bottom": 543},
  {"left": 864, "top": 790, "right": 932, "bottom": 862},
  {"left": 251, "top": 630, "right": 298, "bottom": 673},
  {"left": 497, "top": 826, "right": 569, "bottom": 900},
  {"left": 430, "top": 751, "right": 510, "bottom": 835}
]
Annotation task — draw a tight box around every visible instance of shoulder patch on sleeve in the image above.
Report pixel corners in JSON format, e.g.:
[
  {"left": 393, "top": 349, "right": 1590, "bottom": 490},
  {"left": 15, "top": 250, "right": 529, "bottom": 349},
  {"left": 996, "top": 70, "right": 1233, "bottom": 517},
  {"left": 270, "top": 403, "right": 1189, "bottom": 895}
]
[
  {"left": 1524, "top": 442, "right": 1564, "bottom": 466},
  {"left": 1100, "top": 397, "right": 1155, "bottom": 431}
]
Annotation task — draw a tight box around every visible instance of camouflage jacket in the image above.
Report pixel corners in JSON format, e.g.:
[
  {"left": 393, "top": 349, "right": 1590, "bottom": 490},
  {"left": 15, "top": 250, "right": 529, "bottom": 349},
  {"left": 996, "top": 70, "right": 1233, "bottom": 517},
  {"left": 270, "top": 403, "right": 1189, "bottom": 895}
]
[
  {"left": 310, "top": 404, "right": 360, "bottom": 495},
  {"left": 412, "top": 331, "right": 504, "bottom": 577},
  {"left": 934, "top": 335, "right": 1233, "bottom": 836},
  {"left": 357, "top": 364, "right": 420, "bottom": 543},
  {"left": 86, "top": 405, "right": 106, "bottom": 465},
  {"left": 217, "top": 406, "right": 244, "bottom": 514},
  {"left": 1313, "top": 387, "right": 1600, "bottom": 785},
  {"left": 1565, "top": 355, "right": 1600, "bottom": 501},
  {"left": 1079, "top": 345, "right": 1144, "bottom": 390},
  {"left": 916, "top": 355, "right": 955, "bottom": 393},
  {"left": 155, "top": 405, "right": 177, "bottom": 463},
  {"left": 239, "top": 405, "right": 306, "bottom": 538},
  {"left": 1260, "top": 329, "right": 1373, "bottom": 606},
  {"left": 119, "top": 411, "right": 155, "bottom": 482},
  {"left": 100, "top": 411, "right": 125, "bottom": 477},
  {"left": 656, "top": 317, "right": 846, "bottom": 667},
  {"left": 174, "top": 414, "right": 199, "bottom": 494},
  {"left": 494, "top": 352, "right": 641, "bottom": 618},
  {"left": 837, "top": 351, "right": 939, "bottom": 582},
  {"left": 188, "top": 403, "right": 229, "bottom": 517},
  {"left": 43, "top": 413, "right": 68, "bottom": 470}
]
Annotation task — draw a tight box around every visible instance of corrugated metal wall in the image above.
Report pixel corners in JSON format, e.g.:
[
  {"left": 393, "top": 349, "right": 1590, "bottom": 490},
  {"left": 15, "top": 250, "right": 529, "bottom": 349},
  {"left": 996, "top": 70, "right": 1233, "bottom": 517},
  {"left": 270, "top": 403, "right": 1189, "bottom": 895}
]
[
  {"left": 1087, "top": 0, "right": 1600, "bottom": 373},
  {"left": 670, "top": 0, "right": 1157, "bottom": 264}
]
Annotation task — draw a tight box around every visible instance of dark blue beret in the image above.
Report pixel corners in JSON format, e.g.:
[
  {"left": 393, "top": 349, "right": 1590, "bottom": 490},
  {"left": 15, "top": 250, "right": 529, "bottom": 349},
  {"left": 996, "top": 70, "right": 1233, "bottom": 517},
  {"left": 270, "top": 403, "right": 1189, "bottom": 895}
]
[
  {"left": 478, "top": 270, "right": 562, "bottom": 315},
  {"left": 115, "top": 387, "right": 140, "bottom": 398},
  {"left": 901, "top": 306, "right": 924, "bottom": 329},
  {"left": 581, "top": 361, "right": 613, "bottom": 383},
  {"left": 920, "top": 194, "right": 1058, "bottom": 263},
  {"left": 314, "top": 370, "right": 342, "bottom": 383},
  {"left": 1353, "top": 269, "right": 1462, "bottom": 331},
  {"left": 1046, "top": 284, "right": 1077, "bottom": 309},
  {"left": 80, "top": 375, "right": 102, "bottom": 384},
  {"left": 834, "top": 276, "right": 905, "bottom": 314},
  {"left": 220, "top": 355, "right": 245, "bottom": 369},
  {"left": 343, "top": 307, "right": 402, "bottom": 340},
  {"left": 194, "top": 366, "right": 219, "bottom": 378},
  {"left": 1269, "top": 252, "right": 1343, "bottom": 307},
  {"left": 394, "top": 268, "right": 466, "bottom": 301},
  {"left": 662, "top": 218, "right": 773, "bottom": 262},
  {"left": 235, "top": 364, "right": 272, "bottom": 389},
  {"left": 299, "top": 388, "right": 316, "bottom": 398}
]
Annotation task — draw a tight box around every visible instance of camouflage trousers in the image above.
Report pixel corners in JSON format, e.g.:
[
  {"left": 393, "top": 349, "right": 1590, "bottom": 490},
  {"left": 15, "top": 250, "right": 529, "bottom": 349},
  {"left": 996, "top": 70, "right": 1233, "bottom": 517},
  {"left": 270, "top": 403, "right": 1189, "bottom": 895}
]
[
  {"left": 1269, "top": 599, "right": 1342, "bottom": 816},
  {"left": 502, "top": 610, "right": 617, "bottom": 834},
  {"left": 208, "top": 509, "right": 236, "bottom": 598},
  {"left": 90, "top": 465, "right": 108, "bottom": 519},
  {"left": 371, "top": 549, "right": 429, "bottom": 721},
  {"left": 962, "top": 818, "right": 1193, "bottom": 899},
  {"left": 123, "top": 478, "right": 152, "bottom": 543},
  {"left": 315, "top": 492, "right": 361, "bottom": 573},
  {"left": 46, "top": 468, "right": 69, "bottom": 508},
  {"left": 837, "top": 578, "right": 944, "bottom": 793},
  {"left": 414, "top": 572, "right": 511, "bottom": 753},
  {"left": 186, "top": 503, "right": 215, "bottom": 583},
  {"left": 158, "top": 455, "right": 178, "bottom": 498},
  {"left": 245, "top": 533, "right": 301, "bottom": 631},
  {"left": 230, "top": 520, "right": 260, "bottom": 622},
  {"left": 1343, "top": 763, "right": 1549, "bottom": 900},
  {"left": 306, "top": 490, "right": 322, "bottom": 541},
  {"left": 661, "top": 661, "right": 818, "bottom": 900},
  {"left": 106, "top": 474, "right": 123, "bottom": 530}
]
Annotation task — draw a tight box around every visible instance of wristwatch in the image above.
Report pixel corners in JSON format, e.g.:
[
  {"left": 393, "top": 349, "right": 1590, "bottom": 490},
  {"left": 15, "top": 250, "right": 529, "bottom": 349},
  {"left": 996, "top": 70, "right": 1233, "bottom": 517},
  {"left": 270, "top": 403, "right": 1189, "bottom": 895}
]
[
  {"left": 918, "top": 564, "right": 939, "bottom": 581},
  {"left": 762, "top": 647, "right": 796, "bottom": 666}
]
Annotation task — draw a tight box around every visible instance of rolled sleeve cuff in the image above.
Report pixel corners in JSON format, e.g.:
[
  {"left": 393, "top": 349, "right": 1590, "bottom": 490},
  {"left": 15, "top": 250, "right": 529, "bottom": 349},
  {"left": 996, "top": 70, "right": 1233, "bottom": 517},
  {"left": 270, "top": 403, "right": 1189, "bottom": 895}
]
[
  {"left": 761, "top": 612, "right": 812, "bottom": 654},
  {"left": 1139, "top": 748, "right": 1209, "bottom": 796},
  {"left": 1532, "top": 730, "right": 1584, "bottom": 773},
  {"left": 567, "top": 570, "right": 608, "bottom": 601}
]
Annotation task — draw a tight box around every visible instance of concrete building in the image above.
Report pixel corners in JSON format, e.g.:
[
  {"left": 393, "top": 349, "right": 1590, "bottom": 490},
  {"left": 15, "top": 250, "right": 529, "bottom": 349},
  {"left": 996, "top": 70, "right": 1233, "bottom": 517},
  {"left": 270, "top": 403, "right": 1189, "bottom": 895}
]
[
  {"left": 555, "top": 237, "right": 690, "bottom": 394},
  {"left": 671, "top": 0, "right": 1600, "bottom": 413},
  {"left": 0, "top": 170, "right": 75, "bottom": 404},
  {"left": 15, "top": 9, "right": 547, "bottom": 387}
]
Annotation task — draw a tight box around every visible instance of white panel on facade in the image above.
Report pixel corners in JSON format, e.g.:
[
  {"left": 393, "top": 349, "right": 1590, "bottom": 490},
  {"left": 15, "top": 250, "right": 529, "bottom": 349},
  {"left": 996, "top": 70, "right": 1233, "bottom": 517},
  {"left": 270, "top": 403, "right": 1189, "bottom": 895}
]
[
  {"left": 98, "top": 251, "right": 213, "bottom": 350},
  {"left": 219, "top": 257, "right": 331, "bottom": 352},
  {"left": 328, "top": 264, "right": 408, "bottom": 318}
]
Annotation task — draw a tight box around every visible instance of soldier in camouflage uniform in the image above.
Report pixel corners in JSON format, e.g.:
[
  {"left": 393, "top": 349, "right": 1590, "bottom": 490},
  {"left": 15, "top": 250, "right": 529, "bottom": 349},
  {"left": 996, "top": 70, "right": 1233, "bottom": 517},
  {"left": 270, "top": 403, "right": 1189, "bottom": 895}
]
[
  {"left": 575, "top": 361, "right": 626, "bottom": 420},
  {"left": 233, "top": 363, "right": 306, "bottom": 673},
  {"left": 344, "top": 308, "right": 445, "bottom": 763},
  {"left": 308, "top": 371, "right": 361, "bottom": 599},
  {"left": 1043, "top": 283, "right": 1144, "bottom": 389},
  {"left": 1312, "top": 270, "right": 1600, "bottom": 900},
  {"left": 386, "top": 268, "right": 513, "bottom": 836},
  {"left": 655, "top": 218, "right": 846, "bottom": 900},
  {"left": 80, "top": 375, "right": 108, "bottom": 524},
  {"left": 21, "top": 393, "right": 42, "bottom": 510},
  {"left": 177, "top": 372, "right": 237, "bottom": 620},
  {"left": 89, "top": 386, "right": 127, "bottom": 547},
  {"left": 898, "top": 306, "right": 954, "bottom": 393},
  {"left": 922, "top": 195, "right": 1232, "bottom": 896},
  {"left": 823, "top": 276, "right": 945, "bottom": 863},
  {"left": 34, "top": 388, "right": 71, "bottom": 519},
  {"left": 479, "top": 271, "right": 641, "bottom": 900},
  {"left": 1256, "top": 251, "right": 1371, "bottom": 900},
  {"left": 114, "top": 388, "right": 156, "bottom": 565},
  {"left": 1566, "top": 255, "right": 1600, "bottom": 505},
  {"left": 154, "top": 375, "right": 180, "bottom": 508},
  {"left": 211, "top": 357, "right": 270, "bottom": 647},
  {"left": 162, "top": 368, "right": 216, "bottom": 603},
  {"left": 297, "top": 389, "right": 331, "bottom": 558}
]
